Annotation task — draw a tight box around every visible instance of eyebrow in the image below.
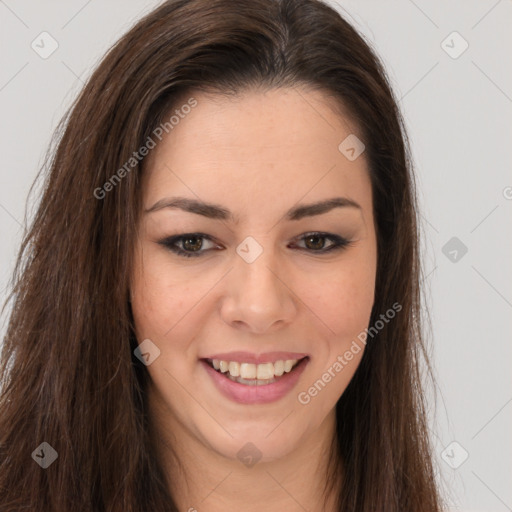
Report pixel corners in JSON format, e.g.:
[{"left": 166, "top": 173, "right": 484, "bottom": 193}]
[{"left": 144, "top": 196, "right": 361, "bottom": 222}]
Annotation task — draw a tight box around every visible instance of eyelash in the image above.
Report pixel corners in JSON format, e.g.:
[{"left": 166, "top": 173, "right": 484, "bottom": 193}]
[{"left": 158, "top": 232, "right": 353, "bottom": 258}]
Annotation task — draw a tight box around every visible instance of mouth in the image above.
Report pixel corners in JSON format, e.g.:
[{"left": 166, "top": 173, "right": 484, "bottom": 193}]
[{"left": 202, "top": 356, "right": 309, "bottom": 386}]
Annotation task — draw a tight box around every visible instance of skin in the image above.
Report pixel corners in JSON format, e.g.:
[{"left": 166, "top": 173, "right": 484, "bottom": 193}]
[{"left": 130, "top": 86, "right": 377, "bottom": 511}]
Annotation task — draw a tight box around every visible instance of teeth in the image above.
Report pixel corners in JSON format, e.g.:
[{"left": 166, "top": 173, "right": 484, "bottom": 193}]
[
  {"left": 209, "top": 358, "right": 301, "bottom": 380},
  {"left": 226, "top": 374, "right": 278, "bottom": 386},
  {"left": 256, "top": 363, "right": 274, "bottom": 380},
  {"left": 240, "top": 363, "right": 257, "bottom": 379},
  {"left": 273, "top": 360, "right": 284, "bottom": 376},
  {"left": 228, "top": 361, "right": 240, "bottom": 377},
  {"left": 284, "top": 360, "right": 294, "bottom": 372}
]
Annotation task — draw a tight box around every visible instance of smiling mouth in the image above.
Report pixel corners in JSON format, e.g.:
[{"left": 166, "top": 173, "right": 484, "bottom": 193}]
[{"left": 204, "top": 356, "right": 308, "bottom": 386}]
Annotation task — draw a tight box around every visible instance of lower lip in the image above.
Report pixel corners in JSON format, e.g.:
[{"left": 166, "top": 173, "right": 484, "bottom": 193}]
[{"left": 201, "top": 358, "right": 309, "bottom": 405}]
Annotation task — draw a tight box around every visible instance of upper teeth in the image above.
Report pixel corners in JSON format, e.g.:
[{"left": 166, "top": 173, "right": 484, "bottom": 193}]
[{"left": 212, "top": 359, "right": 300, "bottom": 379}]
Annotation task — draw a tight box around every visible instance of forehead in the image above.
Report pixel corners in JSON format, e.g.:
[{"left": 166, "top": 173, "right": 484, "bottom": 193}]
[{"left": 142, "top": 87, "right": 372, "bottom": 225}]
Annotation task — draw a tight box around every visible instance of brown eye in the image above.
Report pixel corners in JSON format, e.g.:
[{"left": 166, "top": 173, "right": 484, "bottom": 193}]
[
  {"left": 294, "top": 232, "right": 351, "bottom": 253},
  {"left": 303, "top": 234, "right": 328, "bottom": 251},
  {"left": 158, "top": 233, "right": 218, "bottom": 258},
  {"left": 182, "top": 236, "right": 204, "bottom": 252}
]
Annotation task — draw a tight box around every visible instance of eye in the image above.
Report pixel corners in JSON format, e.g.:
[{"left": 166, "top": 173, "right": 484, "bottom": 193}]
[
  {"left": 158, "top": 233, "right": 219, "bottom": 258},
  {"left": 158, "top": 231, "right": 353, "bottom": 258},
  {"left": 291, "top": 232, "right": 353, "bottom": 253}
]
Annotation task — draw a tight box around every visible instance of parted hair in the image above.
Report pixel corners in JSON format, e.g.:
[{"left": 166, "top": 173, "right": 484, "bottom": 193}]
[{"left": 0, "top": 0, "right": 443, "bottom": 510}]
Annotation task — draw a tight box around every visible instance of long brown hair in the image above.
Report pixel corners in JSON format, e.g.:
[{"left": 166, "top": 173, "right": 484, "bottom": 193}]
[{"left": 0, "top": 0, "right": 443, "bottom": 510}]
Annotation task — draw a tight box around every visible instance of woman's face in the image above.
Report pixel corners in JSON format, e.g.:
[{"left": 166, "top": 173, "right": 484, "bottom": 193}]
[{"left": 130, "top": 87, "right": 377, "bottom": 464}]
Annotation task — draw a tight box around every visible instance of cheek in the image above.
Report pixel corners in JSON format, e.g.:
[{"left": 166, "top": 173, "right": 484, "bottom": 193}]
[
  {"left": 130, "top": 247, "right": 223, "bottom": 363},
  {"left": 295, "top": 270, "right": 373, "bottom": 411},
  {"left": 300, "top": 259, "right": 376, "bottom": 340},
  {"left": 130, "top": 248, "right": 191, "bottom": 340}
]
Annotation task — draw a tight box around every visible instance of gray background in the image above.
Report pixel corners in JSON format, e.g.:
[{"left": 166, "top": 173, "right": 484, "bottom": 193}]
[{"left": 1, "top": 1, "right": 511, "bottom": 510}]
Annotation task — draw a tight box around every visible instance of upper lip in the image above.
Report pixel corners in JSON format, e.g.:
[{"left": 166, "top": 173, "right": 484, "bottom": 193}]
[{"left": 202, "top": 351, "right": 309, "bottom": 364}]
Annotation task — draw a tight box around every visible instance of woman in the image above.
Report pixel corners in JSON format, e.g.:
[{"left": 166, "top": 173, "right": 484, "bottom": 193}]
[{"left": 0, "top": 0, "right": 444, "bottom": 510}]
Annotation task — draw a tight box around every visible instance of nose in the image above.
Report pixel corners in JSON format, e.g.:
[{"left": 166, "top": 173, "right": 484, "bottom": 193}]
[{"left": 220, "top": 247, "right": 297, "bottom": 333}]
